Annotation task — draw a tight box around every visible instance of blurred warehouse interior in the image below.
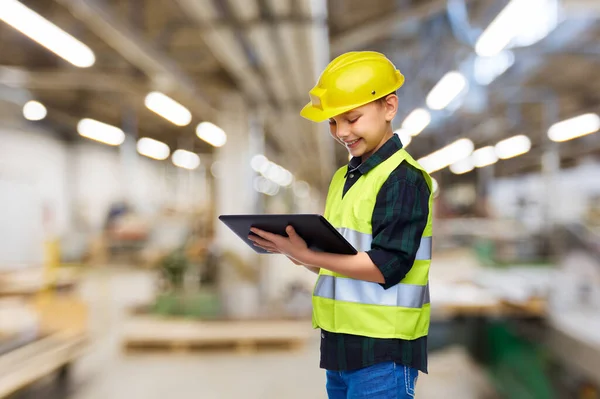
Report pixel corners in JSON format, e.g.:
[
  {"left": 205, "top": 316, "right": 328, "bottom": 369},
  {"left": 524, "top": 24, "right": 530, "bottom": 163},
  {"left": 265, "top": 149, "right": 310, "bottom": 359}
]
[{"left": 0, "top": 0, "right": 599, "bottom": 398}]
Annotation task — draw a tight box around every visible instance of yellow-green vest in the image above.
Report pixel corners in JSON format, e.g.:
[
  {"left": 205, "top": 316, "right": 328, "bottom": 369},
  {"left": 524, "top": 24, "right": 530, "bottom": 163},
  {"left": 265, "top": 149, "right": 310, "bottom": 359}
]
[{"left": 312, "top": 148, "right": 433, "bottom": 340}]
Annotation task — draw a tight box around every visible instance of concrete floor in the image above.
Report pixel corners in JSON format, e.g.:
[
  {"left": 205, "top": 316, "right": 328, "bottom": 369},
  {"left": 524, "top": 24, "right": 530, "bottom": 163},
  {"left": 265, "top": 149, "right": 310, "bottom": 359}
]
[{"left": 15, "top": 267, "right": 497, "bottom": 399}]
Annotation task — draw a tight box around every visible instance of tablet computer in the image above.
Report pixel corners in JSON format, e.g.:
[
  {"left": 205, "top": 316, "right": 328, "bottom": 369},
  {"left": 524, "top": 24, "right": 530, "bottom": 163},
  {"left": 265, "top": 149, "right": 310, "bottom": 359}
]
[{"left": 218, "top": 214, "right": 357, "bottom": 255}]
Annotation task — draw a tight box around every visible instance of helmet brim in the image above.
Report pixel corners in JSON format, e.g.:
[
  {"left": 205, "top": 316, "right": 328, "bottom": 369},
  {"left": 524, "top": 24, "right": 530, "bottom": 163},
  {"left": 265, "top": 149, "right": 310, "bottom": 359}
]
[
  {"left": 300, "top": 79, "right": 405, "bottom": 123},
  {"left": 300, "top": 102, "right": 358, "bottom": 123}
]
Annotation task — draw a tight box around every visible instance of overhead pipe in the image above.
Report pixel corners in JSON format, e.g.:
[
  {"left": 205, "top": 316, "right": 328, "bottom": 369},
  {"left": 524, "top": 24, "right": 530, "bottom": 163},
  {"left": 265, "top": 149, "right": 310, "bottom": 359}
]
[
  {"left": 0, "top": 66, "right": 142, "bottom": 95},
  {"left": 176, "top": 0, "right": 268, "bottom": 105},
  {"left": 446, "top": 0, "right": 480, "bottom": 47}
]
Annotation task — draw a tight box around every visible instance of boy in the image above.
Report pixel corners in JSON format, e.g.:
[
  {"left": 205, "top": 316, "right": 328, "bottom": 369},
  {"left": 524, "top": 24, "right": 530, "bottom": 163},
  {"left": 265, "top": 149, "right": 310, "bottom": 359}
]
[{"left": 249, "top": 51, "right": 433, "bottom": 399}]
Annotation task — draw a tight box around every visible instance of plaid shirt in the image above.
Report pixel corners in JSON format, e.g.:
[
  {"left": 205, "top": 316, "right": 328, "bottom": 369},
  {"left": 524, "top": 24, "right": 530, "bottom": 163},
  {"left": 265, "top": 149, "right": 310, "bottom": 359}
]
[{"left": 319, "top": 134, "right": 431, "bottom": 373}]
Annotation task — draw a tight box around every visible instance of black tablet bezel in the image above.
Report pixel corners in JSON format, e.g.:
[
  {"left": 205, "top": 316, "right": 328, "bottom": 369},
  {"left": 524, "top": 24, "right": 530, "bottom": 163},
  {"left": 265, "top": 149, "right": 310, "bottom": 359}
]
[{"left": 218, "top": 214, "right": 358, "bottom": 255}]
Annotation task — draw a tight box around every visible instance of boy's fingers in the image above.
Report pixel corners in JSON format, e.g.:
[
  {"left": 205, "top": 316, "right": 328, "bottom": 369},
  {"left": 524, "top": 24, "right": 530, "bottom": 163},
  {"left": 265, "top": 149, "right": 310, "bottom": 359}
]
[
  {"left": 250, "top": 228, "right": 278, "bottom": 242},
  {"left": 286, "top": 225, "right": 297, "bottom": 237},
  {"left": 255, "top": 244, "right": 279, "bottom": 253},
  {"left": 248, "top": 235, "right": 275, "bottom": 248}
]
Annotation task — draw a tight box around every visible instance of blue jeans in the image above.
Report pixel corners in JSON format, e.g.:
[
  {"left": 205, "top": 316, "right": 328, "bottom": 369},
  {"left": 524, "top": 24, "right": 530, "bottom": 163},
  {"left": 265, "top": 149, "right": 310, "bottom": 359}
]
[{"left": 326, "top": 362, "right": 418, "bottom": 399}]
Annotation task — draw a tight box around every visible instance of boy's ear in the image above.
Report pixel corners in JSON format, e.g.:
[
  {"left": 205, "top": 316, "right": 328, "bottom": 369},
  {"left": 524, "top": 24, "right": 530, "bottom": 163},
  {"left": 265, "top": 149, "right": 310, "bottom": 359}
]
[{"left": 383, "top": 94, "right": 399, "bottom": 122}]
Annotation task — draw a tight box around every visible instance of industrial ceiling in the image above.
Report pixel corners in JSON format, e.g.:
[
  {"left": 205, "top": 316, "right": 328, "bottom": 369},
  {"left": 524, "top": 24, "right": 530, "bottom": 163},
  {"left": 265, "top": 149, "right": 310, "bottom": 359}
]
[{"left": 1, "top": 0, "right": 599, "bottom": 194}]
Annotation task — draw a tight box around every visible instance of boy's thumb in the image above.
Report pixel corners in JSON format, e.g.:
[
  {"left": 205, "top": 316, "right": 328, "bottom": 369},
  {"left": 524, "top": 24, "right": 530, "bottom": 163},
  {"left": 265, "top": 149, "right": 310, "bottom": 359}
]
[{"left": 286, "top": 225, "right": 295, "bottom": 236}]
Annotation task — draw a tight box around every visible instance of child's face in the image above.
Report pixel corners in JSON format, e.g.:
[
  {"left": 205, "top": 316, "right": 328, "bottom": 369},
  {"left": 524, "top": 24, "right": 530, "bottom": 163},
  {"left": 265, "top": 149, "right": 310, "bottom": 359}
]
[{"left": 328, "top": 95, "right": 398, "bottom": 160}]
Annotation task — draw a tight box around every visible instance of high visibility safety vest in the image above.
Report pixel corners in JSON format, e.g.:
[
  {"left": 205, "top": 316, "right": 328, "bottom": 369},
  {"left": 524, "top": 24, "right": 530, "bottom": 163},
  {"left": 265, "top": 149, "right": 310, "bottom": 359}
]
[{"left": 312, "top": 148, "right": 434, "bottom": 340}]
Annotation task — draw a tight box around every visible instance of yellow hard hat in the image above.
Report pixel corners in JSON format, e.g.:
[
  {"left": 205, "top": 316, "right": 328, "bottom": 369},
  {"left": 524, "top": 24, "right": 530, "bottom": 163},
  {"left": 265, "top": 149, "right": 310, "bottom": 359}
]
[{"left": 300, "top": 51, "right": 405, "bottom": 123}]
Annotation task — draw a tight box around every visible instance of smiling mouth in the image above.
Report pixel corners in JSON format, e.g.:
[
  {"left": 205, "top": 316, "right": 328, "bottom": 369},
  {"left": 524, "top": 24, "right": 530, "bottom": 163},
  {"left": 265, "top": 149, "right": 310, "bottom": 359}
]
[{"left": 345, "top": 139, "right": 361, "bottom": 148}]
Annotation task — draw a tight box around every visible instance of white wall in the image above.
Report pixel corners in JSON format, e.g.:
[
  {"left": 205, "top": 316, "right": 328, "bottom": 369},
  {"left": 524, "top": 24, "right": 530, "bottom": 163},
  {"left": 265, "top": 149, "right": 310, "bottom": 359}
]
[
  {"left": 0, "top": 127, "right": 69, "bottom": 268},
  {"left": 0, "top": 125, "right": 210, "bottom": 268}
]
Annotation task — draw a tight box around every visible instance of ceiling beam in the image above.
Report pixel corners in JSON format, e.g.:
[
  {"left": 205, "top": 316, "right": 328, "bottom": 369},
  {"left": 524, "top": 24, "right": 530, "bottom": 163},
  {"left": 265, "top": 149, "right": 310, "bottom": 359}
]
[
  {"left": 175, "top": 0, "right": 269, "bottom": 104},
  {"left": 0, "top": 66, "right": 144, "bottom": 94},
  {"left": 54, "top": 0, "right": 216, "bottom": 119},
  {"left": 330, "top": 0, "right": 453, "bottom": 55},
  {"left": 176, "top": 0, "right": 329, "bottom": 187}
]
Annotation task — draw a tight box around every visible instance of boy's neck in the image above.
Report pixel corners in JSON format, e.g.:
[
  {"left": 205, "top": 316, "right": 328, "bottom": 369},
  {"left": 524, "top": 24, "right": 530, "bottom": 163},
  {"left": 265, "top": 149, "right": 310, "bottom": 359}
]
[{"left": 361, "top": 130, "right": 394, "bottom": 163}]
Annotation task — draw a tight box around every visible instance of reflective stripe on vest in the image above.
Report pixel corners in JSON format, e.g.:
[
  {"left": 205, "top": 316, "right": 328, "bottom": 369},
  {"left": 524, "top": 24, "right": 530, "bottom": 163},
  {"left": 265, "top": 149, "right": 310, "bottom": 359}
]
[
  {"left": 314, "top": 275, "right": 430, "bottom": 308},
  {"left": 338, "top": 228, "right": 432, "bottom": 260}
]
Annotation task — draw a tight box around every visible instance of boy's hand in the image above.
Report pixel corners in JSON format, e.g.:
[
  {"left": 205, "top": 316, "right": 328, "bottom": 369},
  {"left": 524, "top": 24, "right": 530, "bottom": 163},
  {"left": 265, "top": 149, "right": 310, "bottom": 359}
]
[
  {"left": 248, "top": 225, "right": 310, "bottom": 263},
  {"left": 286, "top": 256, "right": 304, "bottom": 266}
]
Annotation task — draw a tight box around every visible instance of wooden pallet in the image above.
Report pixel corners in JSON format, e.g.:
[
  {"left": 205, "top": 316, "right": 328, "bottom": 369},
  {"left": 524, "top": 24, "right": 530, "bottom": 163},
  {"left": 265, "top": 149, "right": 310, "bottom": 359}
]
[
  {"left": 0, "top": 332, "right": 87, "bottom": 398},
  {"left": 122, "top": 315, "right": 315, "bottom": 354}
]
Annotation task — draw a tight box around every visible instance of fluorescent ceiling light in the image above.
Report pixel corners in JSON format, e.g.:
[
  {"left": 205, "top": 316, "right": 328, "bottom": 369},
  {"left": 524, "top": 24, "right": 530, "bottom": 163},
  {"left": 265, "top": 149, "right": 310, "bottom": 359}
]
[
  {"left": 292, "top": 181, "right": 310, "bottom": 199},
  {"left": 511, "top": 0, "right": 558, "bottom": 48},
  {"left": 426, "top": 71, "right": 468, "bottom": 110},
  {"left": 278, "top": 170, "right": 294, "bottom": 187},
  {"left": 196, "top": 122, "right": 227, "bottom": 147},
  {"left": 471, "top": 146, "right": 498, "bottom": 168},
  {"left": 172, "top": 149, "right": 200, "bottom": 170},
  {"left": 77, "top": 118, "right": 125, "bottom": 146},
  {"left": 256, "top": 158, "right": 294, "bottom": 187},
  {"left": 431, "top": 177, "right": 439, "bottom": 195},
  {"left": 0, "top": 0, "right": 95, "bottom": 68},
  {"left": 474, "top": 51, "right": 515, "bottom": 86},
  {"left": 22, "top": 100, "right": 46, "bottom": 121},
  {"left": 251, "top": 154, "right": 269, "bottom": 172},
  {"left": 548, "top": 113, "right": 600, "bottom": 142},
  {"left": 136, "top": 137, "right": 170, "bottom": 160},
  {"left": 254, "top": 176, "right": 280, "bottom": 196},
  {"left": 394, "top": 128, "right": 412, "bottom": 147},
  {"left": 475, "top": 0, "right": 558, "bottom": 57},
  {"left": 450, "top": 158, "right": 474, "bottom": 175},
  {"left": 402, "top": 108, "right": 431, "bottom": 136},
  {"left": 263, "top": 162, "right": 293, "bottom": 187},
  {"left": 210, "top": 161, "right": 222, "bottom": 179},
  {"left": 144, "top": 92, "right": 192, "bottom": 127},
  {"left": 495, "top": 135, "right": 531, "bottom": 159},
  {"left": 418, "top": 138, "right": 474, "bottom": 173}
]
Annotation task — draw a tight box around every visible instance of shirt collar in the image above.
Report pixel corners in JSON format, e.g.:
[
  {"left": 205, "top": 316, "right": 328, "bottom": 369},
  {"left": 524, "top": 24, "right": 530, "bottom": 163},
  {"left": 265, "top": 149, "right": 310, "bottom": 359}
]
[{"left": 346, "top": 134, "right": 404, "bottom": 176}]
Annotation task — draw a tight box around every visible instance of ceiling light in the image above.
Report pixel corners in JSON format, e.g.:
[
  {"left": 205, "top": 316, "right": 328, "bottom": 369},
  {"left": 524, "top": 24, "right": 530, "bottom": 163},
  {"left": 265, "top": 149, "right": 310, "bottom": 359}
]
[
  {"left": 77, "top": 118, "right": 125, "bottom": 146},
  {"left": 475, "top": 0, "right": 558, "bottom": 57},
  {"left": 22, "top": 100, "right": 46, "bottom": 121},
  {"left": 251, "top": 154, "right": 269, "bottom": 172},
  {"left": 144, "top": 91, "right": 192, "bottom": 126},
  {"left": 254, "top": 176, "right": 280, "bottom": 196},
  {"left": 136, "top": 137, "right": 170, "bottom": 160},
  {"left": 172, "top": 149, "right": 200, "bottom": 170},
  {"left": 394, "top": 128, "right": 412, "bottom": 147},
  {"left": 431, "top": 177, "right": 439, "bottom": 195},
  {"left": 278, "top": 170, "right": 294, "bottom": 187},
  {"left": 264, "top": 163, "right": 289, "bottom": 186},
  {"left": 402, "top": 108, "right": 431, "bottom": 136},
  {"left": 256, "top": 159, "right": 294, "bottom": 187},
  {"left": 0, "top": 0, "right": 95, "bottom": 68},
  {"left": 293, "top": 181, "right": 310, "bottom": 199},
  {"left": 548, "top": 113, "right": 600, "bottom": 142},
  {"left": 471, "top": 146, "right": 498, "bottom": 168},
  {"left": 450, "top": 158, "right": 475, "bottom": 175},
  {"left": 210, "top": 161, "right": 222, "bottom": 178},
  {"left": 418, "top": 138, "right": 474, "bottom": 173},
  {"left": 426, "top": 71, "right": 468, "bottom": 110},
  {"left": 495, "top": 135, "right": 531, "bottom": 159},
  {"left": 196, "top": 121, "right": 227, "bottom": 147},
  {"left": 474, "top": 51, "right": 515, "bottom": 86}
]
